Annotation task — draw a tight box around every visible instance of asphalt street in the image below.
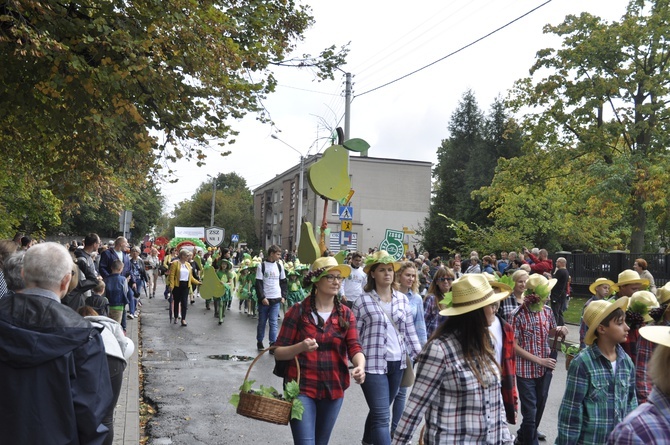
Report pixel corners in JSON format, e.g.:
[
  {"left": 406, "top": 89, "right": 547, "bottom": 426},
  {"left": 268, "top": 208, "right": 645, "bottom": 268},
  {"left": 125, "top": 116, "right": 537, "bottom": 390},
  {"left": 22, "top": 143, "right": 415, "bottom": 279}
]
[{"left": 141, "top": 281, "right": 570, "bottom": 444}]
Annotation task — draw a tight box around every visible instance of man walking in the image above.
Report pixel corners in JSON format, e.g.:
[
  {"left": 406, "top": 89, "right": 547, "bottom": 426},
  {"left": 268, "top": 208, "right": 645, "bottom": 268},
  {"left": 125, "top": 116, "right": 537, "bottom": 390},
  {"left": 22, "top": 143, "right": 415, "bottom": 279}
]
[
  {"left": 550, "top": 257, "right": 570, "bottom": 325},
  {"left": 255, "top": 244, "right": 286, "bottom": 351},
  {"left": 0, "top": 242, "right": 112, "bottom": 444}
]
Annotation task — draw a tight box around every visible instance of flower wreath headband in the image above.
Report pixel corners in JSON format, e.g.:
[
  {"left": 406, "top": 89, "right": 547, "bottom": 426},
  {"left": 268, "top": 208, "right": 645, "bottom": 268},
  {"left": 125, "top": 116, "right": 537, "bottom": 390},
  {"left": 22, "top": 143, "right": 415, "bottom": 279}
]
[{"left": 523, "top": 283, "right": 550, "bottom": 312}]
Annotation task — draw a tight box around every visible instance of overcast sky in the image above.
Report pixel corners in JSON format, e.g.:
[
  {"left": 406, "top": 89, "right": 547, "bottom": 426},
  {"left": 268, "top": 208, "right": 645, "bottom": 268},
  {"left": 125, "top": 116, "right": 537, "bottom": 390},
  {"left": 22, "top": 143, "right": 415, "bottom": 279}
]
[{"left": 159, "top": 0, "right": 631, "bottom": 212}]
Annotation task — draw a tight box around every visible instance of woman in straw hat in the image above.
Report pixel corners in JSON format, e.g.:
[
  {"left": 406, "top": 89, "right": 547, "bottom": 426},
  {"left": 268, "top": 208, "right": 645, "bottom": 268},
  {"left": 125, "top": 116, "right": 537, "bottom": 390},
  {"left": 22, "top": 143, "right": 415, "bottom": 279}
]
[
  {"left": 391, "top": 274, "right": 514, "bottom": 444},
  {"left": 354, "top": 251, "right": 422, "bottom": 445},
  {"left": 579, "top": 278, "right": 617, "bottom": 348},
  {"left": 556, "top": 297, "right": 637, "bottom": 445},
  {"left": 510, "top": 273, "right": 567, "bottom": 445},
  {"left": 635, "top": 285, "right": 669, "bottom": 404},
  {"left": 273, "top": 256, "right": 365, "bottom": 445},
  {"left": 608, "top": 324, "right": 670, "bottom": 444}
]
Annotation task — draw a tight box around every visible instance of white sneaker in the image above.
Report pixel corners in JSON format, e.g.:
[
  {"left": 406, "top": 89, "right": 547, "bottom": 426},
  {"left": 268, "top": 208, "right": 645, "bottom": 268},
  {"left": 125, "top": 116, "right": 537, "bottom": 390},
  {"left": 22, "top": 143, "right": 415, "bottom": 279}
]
[{"left": 127, "top": 314, "right": 135, "bottom": 319}]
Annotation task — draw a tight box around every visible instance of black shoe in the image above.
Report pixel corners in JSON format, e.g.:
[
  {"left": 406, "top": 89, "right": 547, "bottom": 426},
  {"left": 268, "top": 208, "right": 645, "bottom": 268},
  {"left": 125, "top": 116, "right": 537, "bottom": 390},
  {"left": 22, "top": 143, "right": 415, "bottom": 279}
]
[
  {"left": 257, "top": 341, "right": 264, "bottom": 351},
  {"left": 537, "top": 431, "right": 546, "bottom": 441},
  {"left": 269, "top": 342, "right": 275, "bottom": 355}
]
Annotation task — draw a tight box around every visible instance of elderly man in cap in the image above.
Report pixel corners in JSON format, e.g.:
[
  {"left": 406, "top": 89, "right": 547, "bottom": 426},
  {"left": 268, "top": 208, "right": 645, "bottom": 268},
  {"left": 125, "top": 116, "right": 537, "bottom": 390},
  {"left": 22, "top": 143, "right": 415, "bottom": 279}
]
[{"left": 0, "top": 242, "right": 112, "bottom": 444}]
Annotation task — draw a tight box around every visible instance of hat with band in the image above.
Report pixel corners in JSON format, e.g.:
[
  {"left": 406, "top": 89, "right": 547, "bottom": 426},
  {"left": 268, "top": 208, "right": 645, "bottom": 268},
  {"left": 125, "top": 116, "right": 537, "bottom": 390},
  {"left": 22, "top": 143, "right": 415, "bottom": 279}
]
[
  {"left": 439, "top": 274, "right": 510, "bottom": 317},
  {"left": 584, "top": 297, "right": 629, "bottom": 346}
]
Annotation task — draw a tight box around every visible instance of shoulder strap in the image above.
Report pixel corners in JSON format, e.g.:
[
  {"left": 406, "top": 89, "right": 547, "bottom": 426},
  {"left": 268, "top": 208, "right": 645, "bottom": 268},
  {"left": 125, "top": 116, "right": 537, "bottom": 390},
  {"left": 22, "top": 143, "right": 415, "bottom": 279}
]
[{"left": 370, "top": 294, "right": 401, "bottom": 336}]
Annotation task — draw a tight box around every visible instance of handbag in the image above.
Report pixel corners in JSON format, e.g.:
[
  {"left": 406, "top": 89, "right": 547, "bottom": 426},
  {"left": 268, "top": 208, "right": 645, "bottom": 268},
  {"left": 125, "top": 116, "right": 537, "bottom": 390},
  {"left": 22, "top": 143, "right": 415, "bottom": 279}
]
[{"left": 371, "top": 295, "right": 415, "bottom": 387}]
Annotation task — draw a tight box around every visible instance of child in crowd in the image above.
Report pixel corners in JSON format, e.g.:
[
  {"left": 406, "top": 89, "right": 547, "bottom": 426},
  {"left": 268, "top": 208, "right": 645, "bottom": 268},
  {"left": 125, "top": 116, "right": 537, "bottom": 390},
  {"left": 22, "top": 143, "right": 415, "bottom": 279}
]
[
  {"left": 105, "top": 260, "right": 129, "bottom": 327},
  {"left": 85, "top": 280, "right": 109, "bottom": 317},
  {"left": 556, "top": 297, "right": 637, "bottom": 444}
]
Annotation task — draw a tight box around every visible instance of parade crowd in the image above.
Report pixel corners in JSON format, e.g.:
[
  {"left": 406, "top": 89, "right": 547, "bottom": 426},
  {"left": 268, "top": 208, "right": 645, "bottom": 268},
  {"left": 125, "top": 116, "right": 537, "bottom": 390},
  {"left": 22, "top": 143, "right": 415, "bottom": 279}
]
[{"left": 0, "top": 236, "right": 669, "bottom": 444}]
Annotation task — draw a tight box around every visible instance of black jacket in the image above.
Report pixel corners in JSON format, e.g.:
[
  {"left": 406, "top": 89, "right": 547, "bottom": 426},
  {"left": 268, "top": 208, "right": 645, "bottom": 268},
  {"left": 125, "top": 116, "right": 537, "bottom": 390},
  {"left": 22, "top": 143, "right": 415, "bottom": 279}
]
[{"left": 0, "top": 291, "right": 113, "bottom": 444}]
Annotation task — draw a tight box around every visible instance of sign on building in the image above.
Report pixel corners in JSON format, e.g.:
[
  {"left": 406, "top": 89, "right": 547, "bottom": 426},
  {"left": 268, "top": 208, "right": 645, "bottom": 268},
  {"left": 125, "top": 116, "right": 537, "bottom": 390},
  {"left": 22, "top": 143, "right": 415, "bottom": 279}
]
[
  {"left": 379, "top": 229, "right": 405, "bottom": 261},
  {"left": 175, "top": 226, "right": 205, "bottom": 238}
]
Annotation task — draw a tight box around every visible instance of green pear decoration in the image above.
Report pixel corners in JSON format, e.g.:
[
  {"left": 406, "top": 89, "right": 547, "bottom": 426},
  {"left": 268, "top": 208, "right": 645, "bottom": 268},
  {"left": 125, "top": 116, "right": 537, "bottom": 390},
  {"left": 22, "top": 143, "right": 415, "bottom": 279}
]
[
  {"left": 307, "top": 144, "right": 350, "bottom": 202},
  {"left": 297, "top": 221, "right": 321, "bottom": 265},
  {"left": 199, "top": 267, "right": 224, "bottom": 301}
]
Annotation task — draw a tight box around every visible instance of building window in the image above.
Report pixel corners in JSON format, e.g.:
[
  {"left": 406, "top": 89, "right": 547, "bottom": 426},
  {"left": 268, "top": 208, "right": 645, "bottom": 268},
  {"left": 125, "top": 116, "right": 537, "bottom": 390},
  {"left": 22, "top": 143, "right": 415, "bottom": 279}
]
[
  {"left": 290, "top": 182, "right": 296, "bottom": 210},
  {"left": 273, "top": 213, "right": 278, "bottom": 224},
  {"left": 279, "top": 212, "right": 283, "bottom": 224},
  {"left": 331, "top": 201, "right": 339, "bottom": 216},
  {"left": 280, "top": 189, "right": 284, "bottom": 202},
  {"left": 274, "top": 190, "right": 279, "bottom": 203}
]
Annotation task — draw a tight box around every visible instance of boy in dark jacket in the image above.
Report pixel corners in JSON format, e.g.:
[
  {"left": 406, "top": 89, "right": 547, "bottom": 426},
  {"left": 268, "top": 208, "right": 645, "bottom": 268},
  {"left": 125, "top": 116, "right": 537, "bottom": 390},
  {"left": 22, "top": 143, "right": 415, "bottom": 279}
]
[
  {"left": 105, "top": 260, "right": 129, "bottom": 327},
  {"left": 85, "top": 280, "right": 109, "bottom": 317}
]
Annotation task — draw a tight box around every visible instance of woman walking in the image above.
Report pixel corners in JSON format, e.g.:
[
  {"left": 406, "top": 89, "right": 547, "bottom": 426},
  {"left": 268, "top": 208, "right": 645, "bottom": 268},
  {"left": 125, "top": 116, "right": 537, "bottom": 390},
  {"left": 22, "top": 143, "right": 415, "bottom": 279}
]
[
  {"left": 167, "top": 249, "right": 201, "bottom": 326},
  {"left": 392, "top": 274, "right": 514, "bottom": 444},
  {"left": 146, "top": 247, "right": 160, "bottom": 298},
  {"left": 391, "top": 261, "right": 427, "bottom": 436},
  {"left": 274, "top": 256, "right": 365, "bottom": 445},
  {"left": 423, "top": 266, "right": 455, "bottom": 337},
  {"left": 354, "top": 251, "right": 422, "bottom": 445}
]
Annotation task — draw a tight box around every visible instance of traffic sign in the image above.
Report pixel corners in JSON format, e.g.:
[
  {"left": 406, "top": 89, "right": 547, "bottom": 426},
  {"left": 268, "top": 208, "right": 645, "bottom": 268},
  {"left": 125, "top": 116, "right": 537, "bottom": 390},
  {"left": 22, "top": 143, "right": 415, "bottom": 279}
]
[
  {"left": 339, "top": 206, "right": 353, "bottom": 220},
  {"left": 205, "top": 227, "right": 225, "bottom": 247},
  {"left": 341, "top": 220, "right": 352, "bottom": 232},
  {"left": 231, "top": 234, "right": 239, "bottom": 243}
]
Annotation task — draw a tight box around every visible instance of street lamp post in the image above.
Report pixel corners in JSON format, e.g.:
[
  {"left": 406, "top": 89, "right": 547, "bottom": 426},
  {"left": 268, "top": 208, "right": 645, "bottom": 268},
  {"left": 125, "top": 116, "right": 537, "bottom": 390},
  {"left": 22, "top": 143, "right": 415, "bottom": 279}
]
[
  {"left": 271, "top": 134, "right": 304, "bottom": 250},
  {"left": 207, "top": 174, "right": 216, "bottom": 226}
]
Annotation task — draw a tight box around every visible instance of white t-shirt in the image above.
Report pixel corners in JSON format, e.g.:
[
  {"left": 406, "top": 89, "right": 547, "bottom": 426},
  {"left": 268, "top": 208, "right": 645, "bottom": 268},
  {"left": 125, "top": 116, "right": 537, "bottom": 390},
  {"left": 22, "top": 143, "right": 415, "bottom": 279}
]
[
  {"left": 311, "top": 311, "right": 332, "bottom": 325},
  {"left": 179, "top": 263, "right": 190, "bottom": 281},
  {"left": 488, "top": 315, "right": 504, "bottom": 366},
  {"left": 381, "top": 300, "right": 403, "bottom": 361},
  {"left": 340, "top": 266, "right": 367, "bottom": 303},
  {"left": 256, "top": 261, "right": 285, "bottom": 300}
]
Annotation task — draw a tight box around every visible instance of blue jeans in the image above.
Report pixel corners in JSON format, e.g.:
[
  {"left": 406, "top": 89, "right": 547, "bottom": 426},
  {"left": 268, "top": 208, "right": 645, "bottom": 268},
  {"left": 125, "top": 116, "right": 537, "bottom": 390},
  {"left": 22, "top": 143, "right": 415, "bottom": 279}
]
[
  {"left": 127, "top": 288, "right": 136, "bottom": 316},
  {"left": 257, "top": 300, "right": 280, "bottom": 344},
  {"left": 290, "top": 395, "right": 344, "bottom": 445},
  {"left": 517, "top": 376, "right": 545, "bottom": 445},
  {"left": 391, "top": 385, "right": 408, "bottom": 435},
  {"left": 361, "top": 361, "right": 402, "bottom": 445}
]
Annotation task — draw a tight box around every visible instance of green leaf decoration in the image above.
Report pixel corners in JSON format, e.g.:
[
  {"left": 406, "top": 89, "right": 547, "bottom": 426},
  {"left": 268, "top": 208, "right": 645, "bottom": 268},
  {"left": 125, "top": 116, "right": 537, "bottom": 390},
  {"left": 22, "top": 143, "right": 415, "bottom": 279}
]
[
  {"left": 535, "top": 284, "right": 550, "bottom": 300},
  {"left": 229, "top": 393, "right": 240, "bottom": 408},
  {"left": 284, "top": 380, "right": 300, "bottom": 401},
  {"left": 439, "top": 292, "right": 453, "bottom": 308},
  {"left": 291, "top": 398, "right": 305, "bottom": 420},
  {"left": 561, "top": 343, "right": 580, "bottom": 355},
  {"left": 259, "top": 385, "right": 281, "bottom": 398},
  {"left": 498, "top": 275, "right": 514, "bottom": 289},
  {"left": 629, "top": 300, "right": 650, "bottom": 316},
  {"left": 342, "top": 138, "right": 371, "bottom": 152},
  {"left": 240, "top": 379, "right": 255, "bottom": 393}
]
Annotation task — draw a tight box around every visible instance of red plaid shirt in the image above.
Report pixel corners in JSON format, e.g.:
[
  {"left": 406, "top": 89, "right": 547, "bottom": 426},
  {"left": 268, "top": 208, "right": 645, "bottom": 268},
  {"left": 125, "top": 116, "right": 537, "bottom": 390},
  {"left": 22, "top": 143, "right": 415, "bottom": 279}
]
[
  {"left": 511, "top": 304, "right": 556, "bottom": 378},
  {"left": 498, "top": 315, "right": 518, "bottom": 425},
  {"left": 274, "top": 297, "right": 363, "bottom": 400}
]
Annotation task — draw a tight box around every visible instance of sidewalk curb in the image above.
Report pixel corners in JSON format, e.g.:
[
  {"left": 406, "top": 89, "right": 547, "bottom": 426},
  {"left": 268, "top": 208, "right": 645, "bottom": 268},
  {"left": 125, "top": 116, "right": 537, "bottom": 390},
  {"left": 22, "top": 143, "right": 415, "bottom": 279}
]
[{"left": 113, "top": 315, "right": 140, "bottom": 444}]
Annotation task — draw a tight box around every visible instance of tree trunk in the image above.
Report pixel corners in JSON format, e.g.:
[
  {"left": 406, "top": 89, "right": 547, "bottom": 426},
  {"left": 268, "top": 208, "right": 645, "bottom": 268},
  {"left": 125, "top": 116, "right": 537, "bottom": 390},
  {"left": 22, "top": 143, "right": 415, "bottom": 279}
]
[{"left": 630, "top": 195, "right": 646, "bottom": 253}]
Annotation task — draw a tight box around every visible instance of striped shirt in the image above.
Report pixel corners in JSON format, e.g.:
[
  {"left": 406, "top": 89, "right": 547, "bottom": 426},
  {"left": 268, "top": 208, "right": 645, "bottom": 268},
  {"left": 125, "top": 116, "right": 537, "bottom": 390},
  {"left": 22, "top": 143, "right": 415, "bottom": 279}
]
[
  {"left": 392, "top": 332, "right": 513, "bottom": 445},
  {"left": 353, "top": 289, "right": 423, "bottom": 374},
  {"left": 608, "top": 387, "right": 670, "bottom": 444},
  {"left": 556, "top": 344, "right": 637, "bottom": 445}
]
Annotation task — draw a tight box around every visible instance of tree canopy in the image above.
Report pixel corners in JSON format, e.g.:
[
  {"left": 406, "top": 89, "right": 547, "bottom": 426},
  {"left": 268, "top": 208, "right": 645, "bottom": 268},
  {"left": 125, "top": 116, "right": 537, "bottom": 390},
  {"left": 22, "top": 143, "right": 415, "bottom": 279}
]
[
  {"left": 502, "top": 0, "right": 670, "bottom": 252},
  {"left": 0, "top": 0, "right": 346, "bottom": 238}
]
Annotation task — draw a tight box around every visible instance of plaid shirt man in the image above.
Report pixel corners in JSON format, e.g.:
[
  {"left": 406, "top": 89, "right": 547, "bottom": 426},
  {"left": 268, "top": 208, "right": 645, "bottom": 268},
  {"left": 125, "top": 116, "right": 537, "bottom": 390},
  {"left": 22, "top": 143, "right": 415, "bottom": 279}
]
[
  {"left": 556, "top": 343, "right": 637, "bottom": 445},
  {"left": 608, "top": 387, "right": 670, "bottom": 444},
  {"left": 353, "top": 289, "right": 423, "bottom": 374},
  {"left": 392, "top": 332, "right": 513, "bottom": 444},
  {"left": 511, "top": 304, "right": 556, "bottom": 378},
  {"left": 274, "top": 297, "right": 363, "bottom": 400}
]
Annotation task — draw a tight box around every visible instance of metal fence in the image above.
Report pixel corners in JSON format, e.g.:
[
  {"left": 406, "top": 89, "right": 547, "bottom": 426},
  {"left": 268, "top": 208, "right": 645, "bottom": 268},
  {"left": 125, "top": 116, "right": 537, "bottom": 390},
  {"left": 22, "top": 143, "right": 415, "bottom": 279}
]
[{"left": 551, "top": 251, "right": 668, "bottom": 297}]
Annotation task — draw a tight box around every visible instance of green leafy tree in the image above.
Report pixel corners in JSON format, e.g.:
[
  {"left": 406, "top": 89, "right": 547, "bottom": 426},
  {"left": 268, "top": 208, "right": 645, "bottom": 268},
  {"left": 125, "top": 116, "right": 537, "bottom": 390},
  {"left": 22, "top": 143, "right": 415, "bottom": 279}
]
[
  {"left": 0, "top": 0, "right": 346, "bottom": 238},
  {"left": 165, "top": 173, "right": 258, "bottom": 248},
  {"left": 421, "top": 91, "right": 522, "bottom": 254},
  {"left": 508, "top": 0, "right": 670, "bottom": 252}
]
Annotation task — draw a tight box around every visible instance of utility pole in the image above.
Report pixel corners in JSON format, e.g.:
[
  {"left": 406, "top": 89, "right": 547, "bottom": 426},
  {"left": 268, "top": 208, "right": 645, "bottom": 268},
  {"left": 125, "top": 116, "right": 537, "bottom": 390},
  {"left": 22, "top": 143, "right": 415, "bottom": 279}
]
[
  {"left": 344, "top": 72, "right": 352, "bottom": 141},
  {"left": 210, "top": 175, "right": 216, "bottom": 226}
]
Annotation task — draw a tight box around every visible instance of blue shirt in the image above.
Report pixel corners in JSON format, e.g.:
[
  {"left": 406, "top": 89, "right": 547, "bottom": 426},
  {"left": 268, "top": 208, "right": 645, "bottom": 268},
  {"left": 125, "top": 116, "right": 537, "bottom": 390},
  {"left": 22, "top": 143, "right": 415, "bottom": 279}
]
[{"left": 608, "top": 387, "right": 670, "bottom": 444}]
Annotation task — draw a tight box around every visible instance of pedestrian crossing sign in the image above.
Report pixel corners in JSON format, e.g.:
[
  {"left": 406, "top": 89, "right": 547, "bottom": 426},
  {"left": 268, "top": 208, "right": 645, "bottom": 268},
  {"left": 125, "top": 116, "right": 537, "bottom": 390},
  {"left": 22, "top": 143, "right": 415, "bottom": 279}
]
[{"left": 339, "top": 206, "right": 353, "bottom": 220}]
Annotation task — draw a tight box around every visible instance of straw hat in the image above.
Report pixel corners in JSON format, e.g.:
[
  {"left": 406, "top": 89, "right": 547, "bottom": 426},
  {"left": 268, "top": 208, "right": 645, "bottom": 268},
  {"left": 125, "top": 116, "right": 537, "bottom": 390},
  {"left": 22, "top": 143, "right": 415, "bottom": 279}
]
[
  {"left": 656, "top": 282, "right": 670, "bottom": 305},
  {"left": 639, "top": 325, "right": 670, "bottom": 348},
  {"left": 615, "top": 269, "right": 649, "bottom": 288},
  {"left": 439, "top": 274, "right": 510, "bottom": 317},
  {"left": 525, "top": 273, "right": 557, "bottom": 292},
  {"left": 310, "top": 256, "right": 351, "bottom": 280},
  {"left": 584, "top": 297, "right": 629, "bottom": 346},
  {"left": 589, "top": 278, "right": 617, "bottom": 295},
  {"left": 482, "top": 272, "right": 512, "bottom": 293},
  {"left": 629, "top": 291, "right": 660, "bottom": 323},
  {"left": 363, "top": 250, "right": 401, "bottom": 273}
]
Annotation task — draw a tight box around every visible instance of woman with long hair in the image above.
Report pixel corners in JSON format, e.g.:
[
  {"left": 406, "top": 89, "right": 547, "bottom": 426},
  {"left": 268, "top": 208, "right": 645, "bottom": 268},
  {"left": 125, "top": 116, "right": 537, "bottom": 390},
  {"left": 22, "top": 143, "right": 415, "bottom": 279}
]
[
  {"left": 166, "top": 249, "right": 201, "bottom": 326},
  {"left": 423, "top": 266, "right": 455, "bottom": 337},
  {"left": 274, "top": 257, "right": 365, "bottom": 445},
  {"left": 392, "top": 274, "right": 514, "bottom": 444},
  {"left": 391, "top": 261, "right": 427, "bottom": 436},
  {"left": 354, "top": 251, "right": 423, "bottom": 445}
]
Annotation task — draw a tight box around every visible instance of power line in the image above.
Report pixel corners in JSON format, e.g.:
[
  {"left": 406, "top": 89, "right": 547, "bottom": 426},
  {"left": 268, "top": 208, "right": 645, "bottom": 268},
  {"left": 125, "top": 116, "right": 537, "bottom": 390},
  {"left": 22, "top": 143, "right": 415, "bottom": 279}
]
[
  {"left": 276, "top": 83, "right": 341, "bottom": 96},
  {"left": 354, "top": 0, "right": 553, "bottom": 99}
]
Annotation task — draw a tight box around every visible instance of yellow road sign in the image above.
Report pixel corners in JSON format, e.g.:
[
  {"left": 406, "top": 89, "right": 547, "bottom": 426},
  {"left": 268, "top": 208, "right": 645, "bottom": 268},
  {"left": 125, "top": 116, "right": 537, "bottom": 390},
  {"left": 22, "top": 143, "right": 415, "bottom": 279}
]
[{"left": 341, "top": 220, "right": 352, "bottom": 231}]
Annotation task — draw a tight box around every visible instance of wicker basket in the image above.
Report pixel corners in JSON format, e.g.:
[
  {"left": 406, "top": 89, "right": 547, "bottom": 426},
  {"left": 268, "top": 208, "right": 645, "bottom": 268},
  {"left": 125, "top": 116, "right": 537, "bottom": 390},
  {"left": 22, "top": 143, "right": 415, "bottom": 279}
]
[{"left": 236, "top": 348, "right": 300, "bottom": 425}]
